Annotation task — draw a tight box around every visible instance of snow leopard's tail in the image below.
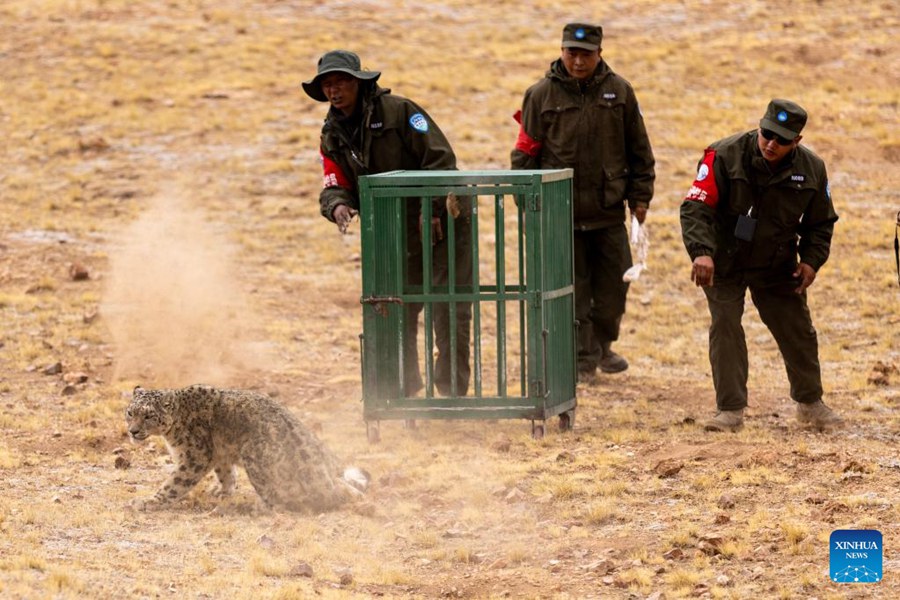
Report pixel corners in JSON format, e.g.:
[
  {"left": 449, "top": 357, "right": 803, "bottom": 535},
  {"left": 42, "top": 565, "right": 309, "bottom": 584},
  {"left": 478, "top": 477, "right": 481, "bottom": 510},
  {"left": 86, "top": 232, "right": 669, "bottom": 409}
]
[{"left": 341, "top": 466, "right": 370, "bottom": 495}]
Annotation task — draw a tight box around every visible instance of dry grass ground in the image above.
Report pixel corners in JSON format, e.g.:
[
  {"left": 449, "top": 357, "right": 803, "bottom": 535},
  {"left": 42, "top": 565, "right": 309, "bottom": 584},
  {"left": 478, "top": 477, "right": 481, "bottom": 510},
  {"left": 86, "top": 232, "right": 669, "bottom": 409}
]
[{"left": 1, "top": 0, "right": 898, "bottom": 598}]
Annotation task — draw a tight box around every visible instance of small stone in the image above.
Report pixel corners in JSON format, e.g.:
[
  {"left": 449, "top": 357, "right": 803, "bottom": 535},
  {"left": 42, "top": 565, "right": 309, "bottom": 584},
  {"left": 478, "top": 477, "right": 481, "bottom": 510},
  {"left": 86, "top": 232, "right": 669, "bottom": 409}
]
[
  {"left": 556, "top": 450, "right": 575, "bottom": 462},
  {"left": 256, "top": 535, "right": 276, "bottom": 549},
  {"left": 43, "top": 362, "right": 63, "bottom": 375},
  {"left": 114, "top": 455, "right": 131, "bottom": 469},
  {"left": 663, "top": 548, "right": 684, "bottom": 560},
  {"left": 717, "top": 493, "right": 735, "bottom": 509},
  {"left": 69, "top": 263, "right": 90, "bottom": 281},
  {"left": 289, "top": 562, "right": 313, "bottom": 578},
  {"left": 63, "top": 372, "right": 89, "bottom": 385},
  {"left": 653, "top": 459, "right": 684, "bottom": 478}
]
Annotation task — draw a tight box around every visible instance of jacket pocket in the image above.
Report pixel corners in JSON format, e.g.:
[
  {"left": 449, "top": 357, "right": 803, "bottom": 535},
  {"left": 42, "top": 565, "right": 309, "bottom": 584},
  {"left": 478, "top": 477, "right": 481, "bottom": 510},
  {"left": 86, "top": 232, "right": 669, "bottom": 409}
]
[{"left": 602, "top": 166, "right": 629, "bottom": 207}]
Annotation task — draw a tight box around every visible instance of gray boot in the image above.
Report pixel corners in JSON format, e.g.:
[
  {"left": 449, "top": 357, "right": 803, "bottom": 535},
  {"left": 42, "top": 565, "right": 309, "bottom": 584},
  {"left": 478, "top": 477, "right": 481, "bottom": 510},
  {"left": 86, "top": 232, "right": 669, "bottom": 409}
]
[
  {"left": 796, "top": 400, "right": 844, "bottom": 430},
  {"left": 599, "top": 342, "right": 628, "bottom": 373},
  {"left": 704, "top": 409, "right": 744, "bottom": 432}
]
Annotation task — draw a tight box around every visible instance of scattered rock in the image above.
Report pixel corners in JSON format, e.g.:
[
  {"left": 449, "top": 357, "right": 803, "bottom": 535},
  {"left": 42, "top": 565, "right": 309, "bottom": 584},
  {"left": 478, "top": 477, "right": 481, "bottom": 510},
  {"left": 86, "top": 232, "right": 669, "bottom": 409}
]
[
  {"left": 698, "top": 534, "right": 726, "bottom": 556},
  {"left": 584, "top": 559, "right": 614, "bottom": 574},
  {"left": 69, "top": 262, "right": 90, "bottom": 281},
  {"left": 61, "top": 385, "right": 77, "bottom": 396},
  {"left": 653, "top": 459, "right": 684, "bottom": 478},
  {"left": 43, "top": 362, "right": 63, "bottom": 375},
  {"left": 820, "top": 501, "right": 849, "bottom": 517},
  {"left": 867, "top": 361, "right": 897, "bottom": 386},
  {"left": 841, "top": 459, "right": 871, "bottom": 473},
  {"left": 717, "top": 493, "right": 735, "bottom": 509},
  {"left": 556, "top": 450, "right": 575, "bottom": 462},
  {"left": 663, "top": 548, "right": 684, "bottom": 560},
  {"left": 289, "top": 562, "right": 314, "bottom": 578},
  {"left": 114, "top": 455, "right": 130, "bottom": 469},
  {"left": 714, "top": 513, "right": 730, "bottom": 524},
  {"left": 63, "top": 371, "right": 89, "bottom": 385},
  {"left": 804, "top": 493, "right": 826, "bottom": 504},
  {"left": 256, "top": 534, "right": 275, "bottom": 549},
  {"left": 333, "top": 567, "right": 353, "bottom": 585},
  {"left": 78, "top": 137, "right": 110, "bottom": 152},
  {"left": 442, "top": 528, "right": 471, "bottom": 539}
]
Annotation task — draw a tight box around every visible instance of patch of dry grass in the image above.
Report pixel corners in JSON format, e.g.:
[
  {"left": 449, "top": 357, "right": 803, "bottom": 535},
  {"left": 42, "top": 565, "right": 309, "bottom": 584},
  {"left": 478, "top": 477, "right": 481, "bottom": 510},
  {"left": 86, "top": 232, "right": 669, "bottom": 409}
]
[{"left": 0, "top": 0, "right": 898, "bottom": 598}]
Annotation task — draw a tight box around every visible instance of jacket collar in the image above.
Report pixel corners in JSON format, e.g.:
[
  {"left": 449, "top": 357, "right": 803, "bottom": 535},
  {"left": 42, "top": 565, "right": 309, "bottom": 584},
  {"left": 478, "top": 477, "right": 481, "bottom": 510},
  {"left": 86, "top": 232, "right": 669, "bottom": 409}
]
[{"left": 548, "top": 58, "right": 611, "bottom": 91}]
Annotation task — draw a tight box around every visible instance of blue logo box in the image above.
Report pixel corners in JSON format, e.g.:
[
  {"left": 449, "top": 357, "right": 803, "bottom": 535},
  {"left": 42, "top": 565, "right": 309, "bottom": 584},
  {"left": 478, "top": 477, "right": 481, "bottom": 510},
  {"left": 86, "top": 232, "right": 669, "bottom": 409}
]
[{"left": 830, "top": 529, "right": 882, "bottom": 583}]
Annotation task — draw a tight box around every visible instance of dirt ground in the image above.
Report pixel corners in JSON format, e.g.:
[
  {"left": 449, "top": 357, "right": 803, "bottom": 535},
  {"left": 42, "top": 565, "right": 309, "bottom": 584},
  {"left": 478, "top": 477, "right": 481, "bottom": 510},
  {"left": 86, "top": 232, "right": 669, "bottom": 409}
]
[{"left": 1, "top": 1, "right": 899, "bottom": 598}]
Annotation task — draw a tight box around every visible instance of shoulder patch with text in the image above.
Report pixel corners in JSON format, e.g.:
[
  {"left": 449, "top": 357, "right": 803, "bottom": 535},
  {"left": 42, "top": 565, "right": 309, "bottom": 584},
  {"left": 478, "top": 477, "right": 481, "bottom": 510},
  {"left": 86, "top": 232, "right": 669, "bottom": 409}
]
[
  {"left": 685, "top": 148, "right": 719, "bottom": 208},
  {"left": 409, "top": 113, "right": 428, "bottom": 133}
]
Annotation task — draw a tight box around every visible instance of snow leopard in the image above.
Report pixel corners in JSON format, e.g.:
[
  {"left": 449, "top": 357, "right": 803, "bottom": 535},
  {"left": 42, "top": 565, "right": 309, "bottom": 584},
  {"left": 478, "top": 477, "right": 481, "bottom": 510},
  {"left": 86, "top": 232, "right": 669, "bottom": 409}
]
[{"left": 125, "top": 384, "right": 368, "bottom": 512}]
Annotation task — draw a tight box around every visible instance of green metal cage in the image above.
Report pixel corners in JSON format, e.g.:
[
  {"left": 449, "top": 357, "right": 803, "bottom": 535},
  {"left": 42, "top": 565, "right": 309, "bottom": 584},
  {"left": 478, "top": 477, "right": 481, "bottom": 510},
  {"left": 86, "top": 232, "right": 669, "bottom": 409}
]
[{"left": 358, "top": 169, "right": 576, "bottom": 440}]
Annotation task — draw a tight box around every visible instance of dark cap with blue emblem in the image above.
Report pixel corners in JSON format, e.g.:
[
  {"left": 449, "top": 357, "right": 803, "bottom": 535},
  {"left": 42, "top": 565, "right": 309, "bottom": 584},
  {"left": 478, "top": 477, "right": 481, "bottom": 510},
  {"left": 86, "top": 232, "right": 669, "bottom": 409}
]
[
  {"left": 760, "top": 99, "right": 807, "bottom": 140},
  {"left": 561, "top": 23, "right": 602, "bottom": 51}
]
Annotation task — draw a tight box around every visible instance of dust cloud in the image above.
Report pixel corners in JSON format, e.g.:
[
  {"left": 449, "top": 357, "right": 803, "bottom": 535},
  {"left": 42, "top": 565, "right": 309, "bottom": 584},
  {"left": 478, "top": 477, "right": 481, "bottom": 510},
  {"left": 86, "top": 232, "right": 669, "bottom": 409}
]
[{"left": 101, "top": 188, "right": 271, "bottom": 386}]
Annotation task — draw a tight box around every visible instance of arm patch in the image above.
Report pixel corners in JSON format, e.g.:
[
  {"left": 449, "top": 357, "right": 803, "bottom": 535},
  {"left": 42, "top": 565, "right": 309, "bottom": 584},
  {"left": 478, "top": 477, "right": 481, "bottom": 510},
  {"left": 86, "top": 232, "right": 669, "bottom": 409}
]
[
  {"left": 513, "top": 110, "right": 542, "bottom": 158},
  {"left": 684, "top": 148, "right": 719, "bottom": 208},
  {"left": 321, "top": 151, "right": 352, "bottom": 190}
]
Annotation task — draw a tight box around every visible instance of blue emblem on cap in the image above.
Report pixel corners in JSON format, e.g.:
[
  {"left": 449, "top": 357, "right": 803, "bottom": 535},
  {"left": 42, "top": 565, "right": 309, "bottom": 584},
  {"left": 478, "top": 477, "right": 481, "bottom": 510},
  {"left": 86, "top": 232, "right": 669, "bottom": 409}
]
[
  {"left": 575, "top": 27, "right": 586, "bottom": 39},
  {"left": 409, "top": 113, "right": 428, "bottom": 133},
  {"left": 777, "top": 110, "right": 789, "bottom": 122}
]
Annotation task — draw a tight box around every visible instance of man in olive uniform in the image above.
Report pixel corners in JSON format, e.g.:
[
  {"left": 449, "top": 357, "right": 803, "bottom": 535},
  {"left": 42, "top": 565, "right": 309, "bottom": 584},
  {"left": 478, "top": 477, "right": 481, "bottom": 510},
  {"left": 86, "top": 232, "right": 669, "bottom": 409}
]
[
  {"left": 303, "top": 50, "right": 472, "bottom": 396},
  {"left": 680, "top": 99, "right": 842, "bottom": 431},
  {"left": 511, "top": 23, "right": 655, "bottom": 377}
]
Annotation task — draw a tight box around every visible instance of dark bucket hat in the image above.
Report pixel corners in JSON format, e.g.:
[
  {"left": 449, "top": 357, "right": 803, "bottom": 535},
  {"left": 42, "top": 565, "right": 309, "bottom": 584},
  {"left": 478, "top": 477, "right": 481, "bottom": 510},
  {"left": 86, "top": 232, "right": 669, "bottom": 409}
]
[
  {"left": 759, "top": 98, "right": 807, "bottom": 140},
  {"left": 302, "top": 50, "right": 381, "bottom": 102}
]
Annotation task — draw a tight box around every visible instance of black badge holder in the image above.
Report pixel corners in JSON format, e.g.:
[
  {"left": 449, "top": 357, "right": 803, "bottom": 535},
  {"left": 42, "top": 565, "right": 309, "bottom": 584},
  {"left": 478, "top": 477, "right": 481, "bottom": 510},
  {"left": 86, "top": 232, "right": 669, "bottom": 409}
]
[{"left": 735, "top": 206, "right": 757, "bottom": 242}]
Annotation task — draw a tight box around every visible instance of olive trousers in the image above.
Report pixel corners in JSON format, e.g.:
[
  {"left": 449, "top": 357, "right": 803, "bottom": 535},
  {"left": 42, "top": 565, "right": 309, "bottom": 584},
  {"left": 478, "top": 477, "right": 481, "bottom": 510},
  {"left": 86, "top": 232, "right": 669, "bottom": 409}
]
[
  {"left": 573, "top": 224, "right": 632, "bottom": 372},
  {"left": 703, "top": 279, "right": 823, "bottom": 411},
  {"left": 404, "top": 201, "right": 473, "bottom": 397}
]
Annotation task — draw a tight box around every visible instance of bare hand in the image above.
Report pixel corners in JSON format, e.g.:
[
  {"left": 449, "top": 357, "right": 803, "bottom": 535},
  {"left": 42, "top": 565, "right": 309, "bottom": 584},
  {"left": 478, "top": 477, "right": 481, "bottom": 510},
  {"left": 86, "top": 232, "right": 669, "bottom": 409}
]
[
  {"left": 631, "top": 205, "right": 648, "bottom": 224},
  {"left": 691, "top": 255, "right": 714, "bottom": 287},
  {"left": 792, "top": 262, "right": 816, "bottom": 293},
  {"left": 333, "top": 205, "right": 358, "bottom": 234}
]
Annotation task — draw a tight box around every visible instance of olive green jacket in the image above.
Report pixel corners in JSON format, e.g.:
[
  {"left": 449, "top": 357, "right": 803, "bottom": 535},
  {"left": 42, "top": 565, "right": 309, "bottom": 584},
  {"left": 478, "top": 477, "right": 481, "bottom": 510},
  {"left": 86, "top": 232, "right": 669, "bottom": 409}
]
[
  {"left": 317, "top": 84, "right": 456, "bottom": 222},
  {"left": 511, "top": 59, "right": 655, "bottom": 230},
  {"left": 680, "top": 130, "right": 838, "bottom": 283}
]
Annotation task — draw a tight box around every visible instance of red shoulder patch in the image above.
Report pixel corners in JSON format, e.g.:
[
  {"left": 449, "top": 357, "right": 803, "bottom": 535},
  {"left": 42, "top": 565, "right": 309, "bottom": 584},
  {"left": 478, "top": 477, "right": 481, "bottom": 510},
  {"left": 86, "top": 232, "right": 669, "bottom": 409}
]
[
  {"left": 684, "top": 148, "right": 719, "bottom": 208},
  {"left": 513, "top": 110, "right": 542, "bottom": 158}
]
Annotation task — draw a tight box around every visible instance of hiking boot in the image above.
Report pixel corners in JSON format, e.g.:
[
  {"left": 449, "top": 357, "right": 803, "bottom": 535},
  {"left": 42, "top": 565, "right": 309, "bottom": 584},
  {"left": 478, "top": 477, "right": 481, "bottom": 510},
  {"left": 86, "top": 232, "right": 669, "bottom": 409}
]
[
  {"left": 576, "top": 368, "right": 596, "bottom": 384},
  {"left": 704, "top": 409, "right": 744, "bottom": 432},
  {"left": 599, "top": 342, "right": 628, "bottom": 374},
  {"left": 796, "top": 400, "right": 844, "bottom": 430}
]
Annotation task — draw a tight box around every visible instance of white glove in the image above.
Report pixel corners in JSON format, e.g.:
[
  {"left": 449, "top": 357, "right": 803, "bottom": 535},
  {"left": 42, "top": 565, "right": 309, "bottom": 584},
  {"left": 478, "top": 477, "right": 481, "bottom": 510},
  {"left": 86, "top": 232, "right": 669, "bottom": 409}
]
[{"left": 623, "top": 214, "right": 649, "bottom": 282}]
